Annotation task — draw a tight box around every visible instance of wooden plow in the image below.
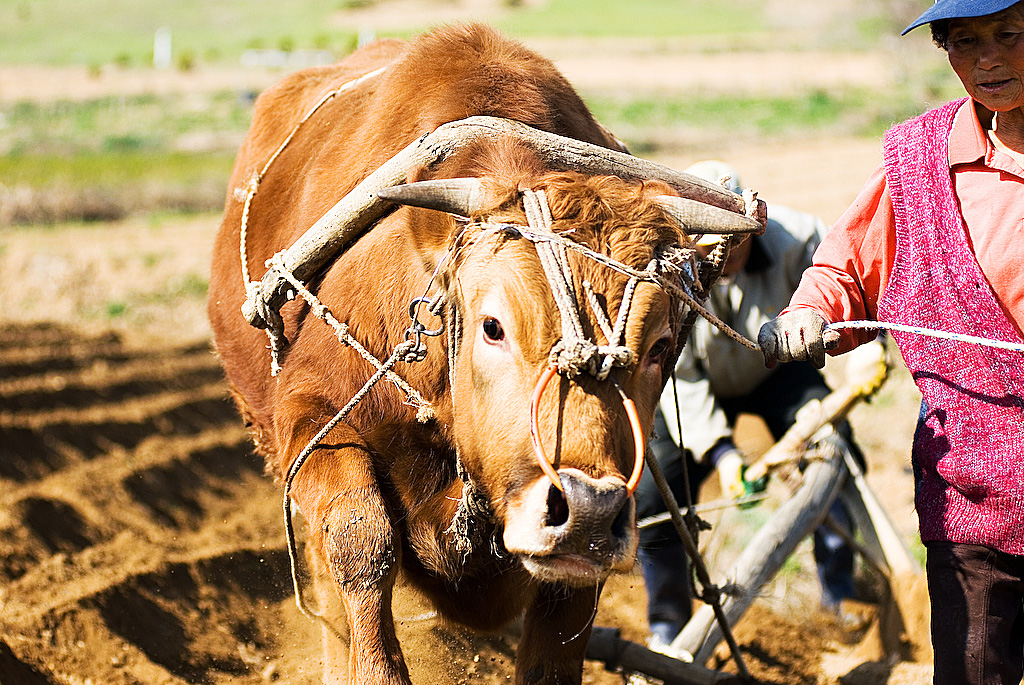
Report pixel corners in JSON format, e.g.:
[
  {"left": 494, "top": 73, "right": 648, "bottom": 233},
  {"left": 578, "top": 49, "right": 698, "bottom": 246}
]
[{"left": 587, "top": 336, "right": 921, "bottom": 682}]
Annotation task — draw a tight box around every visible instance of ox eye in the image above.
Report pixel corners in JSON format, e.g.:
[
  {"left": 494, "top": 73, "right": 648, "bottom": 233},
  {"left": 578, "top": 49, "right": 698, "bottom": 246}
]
[
  {"left": 482, "top": 317, "right": 505, "bottom": 342},
  {"left": 647, "top": 337, "right": 670, "bottom": 364}
]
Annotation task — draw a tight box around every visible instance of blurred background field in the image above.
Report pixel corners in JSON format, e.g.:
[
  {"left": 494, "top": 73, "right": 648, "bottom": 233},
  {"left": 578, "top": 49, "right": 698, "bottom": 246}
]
[
  {"left": 0, "top": 0, "right": 962, "bottom": 227},
  {"left": 0, "top": 0, "right": 959, "bottom": 352}
]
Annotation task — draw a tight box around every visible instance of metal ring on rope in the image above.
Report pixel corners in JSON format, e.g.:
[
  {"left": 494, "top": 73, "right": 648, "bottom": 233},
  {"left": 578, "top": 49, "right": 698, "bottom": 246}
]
[{"left": 529, "top": 364, "right": 645, "bottom": 495}]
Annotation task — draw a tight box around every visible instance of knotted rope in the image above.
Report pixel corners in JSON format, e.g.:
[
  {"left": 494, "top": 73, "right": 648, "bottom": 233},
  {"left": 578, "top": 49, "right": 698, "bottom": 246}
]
[
  {"left": 283, "top": 337, "right": 419, "bottom": 630},
  {"left": 237, "top": 67, "right": 387, "bottom": 375},
  {"left": 478, "top": 217, "right": 753, "bottom": 356}
]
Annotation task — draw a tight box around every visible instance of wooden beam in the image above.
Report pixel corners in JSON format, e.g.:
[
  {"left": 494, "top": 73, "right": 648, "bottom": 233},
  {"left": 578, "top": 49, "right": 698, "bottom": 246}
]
[
  {"left": 672, "top": 448, "right": 847, "bottom": 664},
  {"left": 586, "top": 627, "right": 742, "bottom": 685}
]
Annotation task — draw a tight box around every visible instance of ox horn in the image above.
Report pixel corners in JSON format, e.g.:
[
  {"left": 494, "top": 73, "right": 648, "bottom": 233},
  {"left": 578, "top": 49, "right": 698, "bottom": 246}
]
[
  {"left": 377, "top": 178, "right": 488, "bottom": 217},
  {"left": 654, "top": 195, "right": 762, "bottom": 235}
]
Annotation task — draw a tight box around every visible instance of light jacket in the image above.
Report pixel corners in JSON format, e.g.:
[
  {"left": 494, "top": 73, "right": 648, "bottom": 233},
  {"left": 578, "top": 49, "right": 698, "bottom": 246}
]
[{"left": 659, "top": 205, "right": 827, "bottom": 461}]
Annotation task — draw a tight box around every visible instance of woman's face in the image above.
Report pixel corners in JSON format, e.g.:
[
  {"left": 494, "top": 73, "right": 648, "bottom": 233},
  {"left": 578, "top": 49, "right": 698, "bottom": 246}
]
[{"left": 947, "top": 5, "right": 1024, "bottom": 113}]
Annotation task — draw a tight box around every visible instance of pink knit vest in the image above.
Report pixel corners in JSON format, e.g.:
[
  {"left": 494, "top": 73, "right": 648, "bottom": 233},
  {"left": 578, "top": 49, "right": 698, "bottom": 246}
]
[{"left": 879, "top": 99, "right": 1024, "bottom": 554}]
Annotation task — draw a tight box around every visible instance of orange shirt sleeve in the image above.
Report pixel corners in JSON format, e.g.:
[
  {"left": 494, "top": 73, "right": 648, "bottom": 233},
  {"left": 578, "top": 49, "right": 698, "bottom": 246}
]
[{"left": 782, "top": 164, "right": 896, "bottom": 354}]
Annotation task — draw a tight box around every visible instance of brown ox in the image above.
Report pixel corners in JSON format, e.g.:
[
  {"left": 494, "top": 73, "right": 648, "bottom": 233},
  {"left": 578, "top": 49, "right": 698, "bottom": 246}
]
[{"left": 209, "top": 24, "right": 758, "bottom": 685}]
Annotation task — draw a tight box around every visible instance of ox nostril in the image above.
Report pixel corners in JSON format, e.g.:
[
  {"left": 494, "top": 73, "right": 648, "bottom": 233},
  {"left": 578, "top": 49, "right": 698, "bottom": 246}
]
[
  {"left": 544, "top": 483, "right": 570, "bottom": 528},
  {"left": 609, "top": 498, "right": 631, "bottom": 541}
]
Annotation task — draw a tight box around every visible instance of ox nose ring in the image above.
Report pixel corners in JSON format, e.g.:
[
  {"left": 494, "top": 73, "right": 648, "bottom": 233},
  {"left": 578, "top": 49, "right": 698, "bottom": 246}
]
[{"left": 529, "top": 365, "right": 645, "bottom": 495}]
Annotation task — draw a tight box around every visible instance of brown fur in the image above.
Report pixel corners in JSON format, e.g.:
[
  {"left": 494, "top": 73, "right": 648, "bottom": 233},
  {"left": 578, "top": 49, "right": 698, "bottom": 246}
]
[{"left": 208, "top": 24, "right": 689, "bottom": 685}]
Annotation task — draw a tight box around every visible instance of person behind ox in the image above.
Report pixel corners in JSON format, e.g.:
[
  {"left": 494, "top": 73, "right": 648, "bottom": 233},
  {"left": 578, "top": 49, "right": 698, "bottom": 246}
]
[
  {"left": 634, "top": 160, "right": 881, "bottom": 651},
  {"left": 758, "top": 1, "right": 1024, "bottom": 683}
]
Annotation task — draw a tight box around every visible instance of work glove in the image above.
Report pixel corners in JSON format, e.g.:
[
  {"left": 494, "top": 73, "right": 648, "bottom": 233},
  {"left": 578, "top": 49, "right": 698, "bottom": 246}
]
[
  {"left": 716, "top": 449, "right": 766, "bottom": 501},
  {"left": 716, "top": 449, "right": 747, "bottom": 499},
  {"left": 843, "top": 337, "right": 888, "bottom": 395},
  {"left": 758, "top": 309, "right": 828, "bottom": 369}
]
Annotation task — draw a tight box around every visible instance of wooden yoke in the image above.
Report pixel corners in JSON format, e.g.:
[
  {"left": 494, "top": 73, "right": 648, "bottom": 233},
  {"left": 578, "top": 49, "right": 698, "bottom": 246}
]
[{"left": 241, "top": 115, "right": 766, "bottom": 333}]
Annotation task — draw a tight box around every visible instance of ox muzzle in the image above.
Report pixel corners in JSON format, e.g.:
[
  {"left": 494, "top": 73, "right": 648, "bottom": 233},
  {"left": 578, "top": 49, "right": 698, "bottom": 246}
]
[{"left": 502, "top": 468, "right": 637, "bottom": 586}]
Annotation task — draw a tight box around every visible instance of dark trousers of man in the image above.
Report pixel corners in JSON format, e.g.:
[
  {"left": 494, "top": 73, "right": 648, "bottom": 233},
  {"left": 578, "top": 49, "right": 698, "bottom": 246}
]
[
  {"left": 927, "top": 541, "right": 1024, "bottom": 685},
  {"left": 635, "top": 361, "right": 860, "bottom": 642}
]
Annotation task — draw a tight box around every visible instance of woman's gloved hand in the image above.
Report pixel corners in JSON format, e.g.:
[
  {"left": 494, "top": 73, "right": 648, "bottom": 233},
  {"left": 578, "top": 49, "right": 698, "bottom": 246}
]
[{"left": 758, "top": 309, "right": 828, "bottom": 369}]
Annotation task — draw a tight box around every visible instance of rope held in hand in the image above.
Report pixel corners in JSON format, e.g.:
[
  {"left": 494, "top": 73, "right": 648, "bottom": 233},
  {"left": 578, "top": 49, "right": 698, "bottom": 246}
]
[
  {"left": 827, "top": 320, "right": 1024, "bottom": 353},
  {"left": 709, "top": 318, "right": 1024, "bottom": 355}
]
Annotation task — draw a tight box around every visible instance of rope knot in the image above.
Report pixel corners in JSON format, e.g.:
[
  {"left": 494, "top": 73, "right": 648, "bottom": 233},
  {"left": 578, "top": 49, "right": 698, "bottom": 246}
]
[
  {"left": 402, "top": 344, "right": 428, "bottom": 364},
  {"left": 595, "top": 345, "right": 634, "bottom": 380},
  {"left": 522, "top": 188, "right": 648, "bottom": 383},
  {"left": 397, "top": 339, "right": 426, "bottom": 364},
  {"left": 548, "top": 339, "right": 635, "bottom": 379},
  {"left": 549, "top": 338, "right": 599, "bottom": 377}
]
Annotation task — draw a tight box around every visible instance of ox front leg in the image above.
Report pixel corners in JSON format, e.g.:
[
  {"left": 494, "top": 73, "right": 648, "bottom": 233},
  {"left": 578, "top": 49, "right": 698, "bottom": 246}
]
[
  {"left": 516, "top": 582, "right": 602, "bottom": 685},
  {"left": 284, "top": 417, "right": 410, "bottom": 685}
]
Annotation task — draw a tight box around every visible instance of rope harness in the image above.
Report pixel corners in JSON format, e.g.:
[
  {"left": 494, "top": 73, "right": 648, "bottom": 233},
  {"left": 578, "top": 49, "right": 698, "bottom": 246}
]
[
  {"left": 517, "top": 189, "right": 649, "bottom": 494},
  {"left": 238, "top": 66, "right": 388, "bottom": 376},
  {"left": 244, "top": 196, "right": 697, "bottom": 625},
  {"left": 522, "top": 189, "right": 642, "bottom": 380},
  {"left": 238, "top": 131, "right": 710, "bottom": 625}
]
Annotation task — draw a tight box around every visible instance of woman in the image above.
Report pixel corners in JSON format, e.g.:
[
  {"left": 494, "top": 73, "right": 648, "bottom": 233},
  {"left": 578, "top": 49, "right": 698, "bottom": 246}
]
[{"left": 758, "top": 1, "right": 1024, "bottom": 683}]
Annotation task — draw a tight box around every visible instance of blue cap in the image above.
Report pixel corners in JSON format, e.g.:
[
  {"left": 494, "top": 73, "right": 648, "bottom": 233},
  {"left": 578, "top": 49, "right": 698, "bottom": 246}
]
[{"left": 902, "top": 0, "right": 1022, "bottom": 35}]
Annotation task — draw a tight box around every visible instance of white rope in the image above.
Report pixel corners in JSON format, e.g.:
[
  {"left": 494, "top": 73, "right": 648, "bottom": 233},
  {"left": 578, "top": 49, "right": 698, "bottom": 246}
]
[
  {"left": 237, "top": 67, "right": 387, "bottom": 375},
  {"left": 520, "top": 189, "right": 639, "bottom": 379},
  {"left": 610, "top": 268, "right": 640, "bottom": 347},
  {"left": 663, "top": 311, "right": 1024, "bottom": 357},
  {"left": 827, "top": 320, "right": 1024, "bottom": 353},
  {"left": 473, "top": 220, "right": 711, "bottom": 350},
  {"left": 239, "top": 66, "right": 387, "bottom": 289},
  {"left": 478, "top": 221, "right": 681, "bottom": 285}
]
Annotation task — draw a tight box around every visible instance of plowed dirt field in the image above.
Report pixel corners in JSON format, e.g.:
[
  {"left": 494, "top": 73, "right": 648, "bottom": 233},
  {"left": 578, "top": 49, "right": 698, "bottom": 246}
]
[{"left": 0, "top": 211, "right": 933, "bottom": 683}]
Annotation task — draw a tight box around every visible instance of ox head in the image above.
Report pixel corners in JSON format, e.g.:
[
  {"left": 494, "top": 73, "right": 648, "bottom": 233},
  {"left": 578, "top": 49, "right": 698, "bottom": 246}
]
[{"left": 381, "top": 165, "right": 731, "bottom": 586}]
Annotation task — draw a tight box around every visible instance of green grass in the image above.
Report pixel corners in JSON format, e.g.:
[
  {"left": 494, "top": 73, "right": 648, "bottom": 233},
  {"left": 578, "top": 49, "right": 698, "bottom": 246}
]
[
  {"left": 0, "top": 6, "right": 957, "bottom": 225},
  {"left": 591, "top": 91, "right": 848, "bottom": 135},
  {"left": 0, "top": 0, "right": 357, "bottom": 67},
  {"left": 0, "top": 146, "right": 235, "bottom": 224},
  {"left": 494, "top": 0, "right": 765, "bottom": 39},
  {"left": 587, "top": 88, "right": 936, "bottom": 142},
  {"left": 105, "top": 301, "right": 129, "bottom": 318},
  {"left": 0, "top": 0, "right": 770, "bottom": 68},
  {"left": 0, "top": 151, "right": 236, "bottom": 189},
  {"left": 2, "top": 87, "right": 925, "bottom": 191},
  {"left": 0, "top": 90, "right": 244, "bottom": 212},
  {"left": 2, "top": 91, "right": 253, "bottom": 156},
  {"left": 0, "top": 84, "right": 939, "bottom": 208}
]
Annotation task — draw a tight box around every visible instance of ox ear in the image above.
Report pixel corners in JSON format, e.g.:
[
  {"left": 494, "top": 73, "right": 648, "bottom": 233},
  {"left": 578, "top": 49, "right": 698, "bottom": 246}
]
[
  {"left": 654, "top": 195, "right": 761, "bottom": 237},
  {"left": 377, "top": 178, "right": 488, "bottom": 217}
]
